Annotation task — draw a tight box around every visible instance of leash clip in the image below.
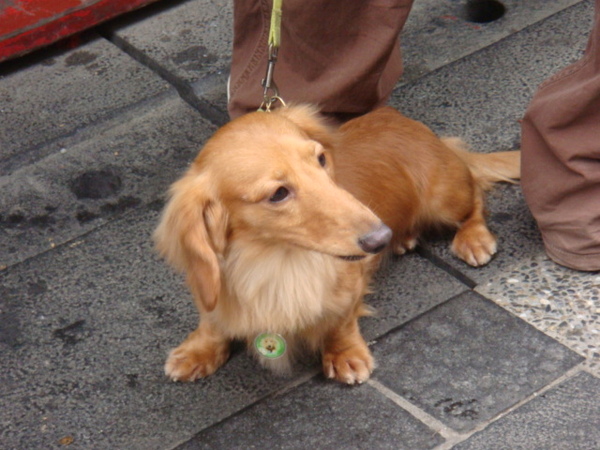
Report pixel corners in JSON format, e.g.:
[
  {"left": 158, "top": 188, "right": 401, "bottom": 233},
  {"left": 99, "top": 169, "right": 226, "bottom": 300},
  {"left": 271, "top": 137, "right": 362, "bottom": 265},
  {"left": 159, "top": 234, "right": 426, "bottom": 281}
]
[{"left": 259, "top": 45, "right": 286, "bottom": 112}]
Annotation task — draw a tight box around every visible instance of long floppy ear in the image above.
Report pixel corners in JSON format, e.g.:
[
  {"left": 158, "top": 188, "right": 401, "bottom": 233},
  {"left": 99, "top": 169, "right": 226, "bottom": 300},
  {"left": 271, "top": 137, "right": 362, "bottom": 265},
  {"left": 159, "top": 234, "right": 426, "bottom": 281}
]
[{"left": 153, "top": 172, "right": 228, "bottom": 312}]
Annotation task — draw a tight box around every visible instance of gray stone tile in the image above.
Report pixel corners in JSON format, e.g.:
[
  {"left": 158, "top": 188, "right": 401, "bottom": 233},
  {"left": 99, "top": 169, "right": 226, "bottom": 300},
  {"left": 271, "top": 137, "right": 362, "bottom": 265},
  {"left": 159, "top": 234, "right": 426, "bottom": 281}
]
[
  {"left": 0, "top": 35, "right": 172, "bottom": 175},
  {"left": 110, "top": 0, "right": 233, "bottom": 84},
  {"left": 455, "top": 371, "right": 600, "bottom": 450},
  {"left": 179, "top": 378, "right": 444, "bottom": 450},
  {"left": 389, "top": 0, "right": 595, "bottom": 284},
  {"left": 394, "top": 0, "right": 593, "bottom": 146},
  {"left": 362, "top": 253, "right": 469, "bottom": 342},
  {"left": 0, "top": 207, "right": 306, "bottom": 449},
  {"left": 372, "top": 291, "right": 583, "bottom": 432},
  {"left": 0, "top": 95, "right": 215, "bottom": 269},
  {"left": 108, "top": 0, "right": 232, "bottom": 118},
  {"left": 401, "top": 0, "right": 584, "bottom": 84},
  {"left": 477, "top": 256, "right": 600, "bottom": 376}
]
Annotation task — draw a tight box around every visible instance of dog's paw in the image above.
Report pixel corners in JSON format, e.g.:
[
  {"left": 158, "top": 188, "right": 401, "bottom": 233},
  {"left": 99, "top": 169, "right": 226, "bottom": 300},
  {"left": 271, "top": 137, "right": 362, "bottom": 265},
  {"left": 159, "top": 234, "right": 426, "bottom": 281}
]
[
  {"left": 165, "top": 341, "right": 229, "bottom": 382},
  {"left": 452, "top": 224, "right": 497, "bottom": 267},
  {"left": 393, "top": 236, "right": 418, "bottom": 255},
  {"left": 322, "top": 346, "right": 374, "bottom": 385}
]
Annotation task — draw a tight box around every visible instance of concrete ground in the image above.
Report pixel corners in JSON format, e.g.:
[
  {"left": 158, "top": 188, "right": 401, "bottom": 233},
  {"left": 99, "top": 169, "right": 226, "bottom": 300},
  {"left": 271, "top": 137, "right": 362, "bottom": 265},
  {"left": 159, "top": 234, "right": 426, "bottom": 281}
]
[{"left": 1, "top": 0, "right": 599, "bottom": 448}]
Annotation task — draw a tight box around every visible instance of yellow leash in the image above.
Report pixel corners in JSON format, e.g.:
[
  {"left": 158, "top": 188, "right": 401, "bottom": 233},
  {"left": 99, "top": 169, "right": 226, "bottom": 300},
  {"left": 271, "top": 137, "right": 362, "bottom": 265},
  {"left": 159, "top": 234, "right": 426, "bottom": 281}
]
[
  {"left": 268, "top": 0, "right": 282, "bottom": 48},
  {"left": 259, "top": 0, "right": 286, "bottom": 112}
]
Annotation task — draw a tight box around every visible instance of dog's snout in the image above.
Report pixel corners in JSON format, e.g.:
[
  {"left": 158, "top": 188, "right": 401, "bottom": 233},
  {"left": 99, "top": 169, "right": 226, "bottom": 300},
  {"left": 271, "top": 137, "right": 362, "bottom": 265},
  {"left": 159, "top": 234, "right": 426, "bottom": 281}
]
[{"left": 358, "top": 223, "right": 392, "bottom": 254}]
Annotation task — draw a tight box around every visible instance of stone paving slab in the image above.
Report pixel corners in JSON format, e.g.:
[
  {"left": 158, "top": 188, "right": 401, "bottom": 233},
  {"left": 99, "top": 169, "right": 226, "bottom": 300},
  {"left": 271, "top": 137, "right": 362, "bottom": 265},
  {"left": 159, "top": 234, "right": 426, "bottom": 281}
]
[
  {"left": 178, "top": 377, "right": 445, "bottom": 450},
  {"left": 362, "top": 253, "right": 468, "bottom": 342},
  {"left": 400, "top": 0, "right": 583, "bottom": 84},
  {"left": 395, "top": 0, "right": 593, "bottom": 148},
  {"left": 455, "top": 371, "right": 600, "bottom": 449},
  {"left": 107, "top": 0, "right": 233, "bottom": 85},
  {"left": 0, "top": 34, "right": 172, "bottom": 176},
  {"left": 104, "top": 0, "right": 232, "bottom": 125},
  {"left": 477, "top": 256, "right": 600, "bottom": 376},
  {"left": 389, "top": 0, "right": 595, "bottom": 285},
  {"left": 372, "top": 291, "right": 583, "bottom": 433},
  {"left": 0, "top": 94, "right": 214, "bottom": 269}
]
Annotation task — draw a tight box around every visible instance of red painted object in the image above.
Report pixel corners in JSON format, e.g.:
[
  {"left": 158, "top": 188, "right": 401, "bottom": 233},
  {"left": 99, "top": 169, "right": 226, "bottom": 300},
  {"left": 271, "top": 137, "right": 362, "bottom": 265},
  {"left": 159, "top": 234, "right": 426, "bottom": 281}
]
[{"left": 0, "top": 0, "right": 161, "bottom": 63}]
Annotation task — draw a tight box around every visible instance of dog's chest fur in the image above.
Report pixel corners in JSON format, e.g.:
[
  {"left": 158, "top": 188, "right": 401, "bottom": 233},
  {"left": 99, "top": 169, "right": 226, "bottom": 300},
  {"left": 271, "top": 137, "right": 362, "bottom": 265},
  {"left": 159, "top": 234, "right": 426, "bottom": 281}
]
[{"left": 212, "top": 242, "right": 348, "bottom": 338}]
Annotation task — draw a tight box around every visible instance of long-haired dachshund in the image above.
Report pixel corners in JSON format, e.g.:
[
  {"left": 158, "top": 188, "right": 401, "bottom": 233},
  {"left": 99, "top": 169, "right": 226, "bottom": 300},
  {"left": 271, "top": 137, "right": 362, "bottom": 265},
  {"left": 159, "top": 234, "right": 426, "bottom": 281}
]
[{"left": 154, "top": 105, "right": 519, "bottom": 384}]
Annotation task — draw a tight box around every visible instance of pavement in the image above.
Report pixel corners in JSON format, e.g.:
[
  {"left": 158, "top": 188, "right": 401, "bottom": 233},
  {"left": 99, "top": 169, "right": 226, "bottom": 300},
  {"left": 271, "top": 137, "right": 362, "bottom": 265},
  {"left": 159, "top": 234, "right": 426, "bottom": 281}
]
[{"left": 1, "top": 0, "right": 599, "bottom": 448}]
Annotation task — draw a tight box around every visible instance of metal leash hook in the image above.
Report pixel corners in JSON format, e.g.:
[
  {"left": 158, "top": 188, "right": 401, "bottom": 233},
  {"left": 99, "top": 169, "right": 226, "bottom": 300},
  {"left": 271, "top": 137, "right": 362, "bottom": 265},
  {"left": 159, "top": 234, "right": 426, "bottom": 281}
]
[{"left": 259, "top": 45, "right": 286, "bottom": 112}]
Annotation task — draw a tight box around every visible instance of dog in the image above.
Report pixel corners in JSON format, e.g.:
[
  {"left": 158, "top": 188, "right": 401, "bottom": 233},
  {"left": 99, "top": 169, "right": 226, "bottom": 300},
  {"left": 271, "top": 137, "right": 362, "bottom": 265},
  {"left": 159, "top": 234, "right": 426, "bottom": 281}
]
[{"left": 154, "top": 105, "right": 520, "bottom": 384}]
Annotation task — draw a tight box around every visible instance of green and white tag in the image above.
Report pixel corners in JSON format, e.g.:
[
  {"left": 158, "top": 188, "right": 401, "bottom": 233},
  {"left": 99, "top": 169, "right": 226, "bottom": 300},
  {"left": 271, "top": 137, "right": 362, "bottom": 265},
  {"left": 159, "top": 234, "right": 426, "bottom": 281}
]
[{"left": 254, "top": 333, "right": 286, "bottom": 359}]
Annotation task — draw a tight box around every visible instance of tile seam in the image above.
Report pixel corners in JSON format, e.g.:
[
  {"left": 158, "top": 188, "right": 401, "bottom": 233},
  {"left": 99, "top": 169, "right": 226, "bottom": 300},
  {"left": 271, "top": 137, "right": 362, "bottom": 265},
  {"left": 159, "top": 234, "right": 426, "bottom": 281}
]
[
  {"left": 474, "top": 281, "right": 599, "bottom": 377},
  {"left": 435, "top": 363, "right": 586, "bottom": 449},
  {"left": 369, "top": 363, "right": 584, "bottom": 449},
  {"left": 168, "top": 369, "right": 320, "bottom": 450},
  {"left": 367, "top": 379, "right": 461, "bottom": 441},
  {"left": 99, "top": 31, "right": 229, "bottom": 126},
  {"left": 416, "top": 246, "right": 477, "bottom": 289}
]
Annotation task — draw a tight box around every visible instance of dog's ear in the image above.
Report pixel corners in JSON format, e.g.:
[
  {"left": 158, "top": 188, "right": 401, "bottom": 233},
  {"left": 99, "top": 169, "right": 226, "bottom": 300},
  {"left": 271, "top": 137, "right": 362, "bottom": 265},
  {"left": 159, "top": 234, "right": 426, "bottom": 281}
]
[
  {"left": 275, "top": 104, "right": 338, "bottom": 149},
  {"left": 154, "top": 172, "right": 228, "bottom": 312}
]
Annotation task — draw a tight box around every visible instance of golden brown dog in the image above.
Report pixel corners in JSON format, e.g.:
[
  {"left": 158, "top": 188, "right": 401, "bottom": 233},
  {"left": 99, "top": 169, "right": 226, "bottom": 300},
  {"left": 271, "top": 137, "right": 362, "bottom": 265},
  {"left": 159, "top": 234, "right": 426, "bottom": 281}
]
[{"left": 154, "top": 105, "right": 519, "bottom": 384}]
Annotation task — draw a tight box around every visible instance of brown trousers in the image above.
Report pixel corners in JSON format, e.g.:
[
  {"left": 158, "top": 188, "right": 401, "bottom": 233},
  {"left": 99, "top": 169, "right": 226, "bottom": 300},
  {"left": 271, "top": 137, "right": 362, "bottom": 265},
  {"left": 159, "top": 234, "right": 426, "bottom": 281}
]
[
  {"left": 521, "top": 0, "right": 600, "bottom": 270},
  {"left": 228, "top": 0, "right": 414, "bottom": 119}
]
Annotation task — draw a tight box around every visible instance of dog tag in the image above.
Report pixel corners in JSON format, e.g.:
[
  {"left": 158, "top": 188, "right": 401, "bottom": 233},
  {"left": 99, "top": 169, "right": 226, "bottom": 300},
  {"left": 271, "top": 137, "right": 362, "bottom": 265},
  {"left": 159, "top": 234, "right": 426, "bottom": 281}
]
[{"left": 254, "top": 333, "right": 286, "bottom": 359}]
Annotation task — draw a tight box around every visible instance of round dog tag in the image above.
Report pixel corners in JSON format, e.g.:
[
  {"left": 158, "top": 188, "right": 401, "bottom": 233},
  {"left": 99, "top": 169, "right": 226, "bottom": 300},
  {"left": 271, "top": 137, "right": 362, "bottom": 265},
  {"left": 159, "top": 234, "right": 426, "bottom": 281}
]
[{"left": 254, "top": 333, "right": 286, "bottom": 359}]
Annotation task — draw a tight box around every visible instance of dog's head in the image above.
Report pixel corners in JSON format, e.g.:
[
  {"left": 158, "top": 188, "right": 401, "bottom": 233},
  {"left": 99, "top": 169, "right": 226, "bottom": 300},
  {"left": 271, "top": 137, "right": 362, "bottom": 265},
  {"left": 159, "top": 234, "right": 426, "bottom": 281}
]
[{"left": 154, "top": 105, "right": 390, "bottom": 311}]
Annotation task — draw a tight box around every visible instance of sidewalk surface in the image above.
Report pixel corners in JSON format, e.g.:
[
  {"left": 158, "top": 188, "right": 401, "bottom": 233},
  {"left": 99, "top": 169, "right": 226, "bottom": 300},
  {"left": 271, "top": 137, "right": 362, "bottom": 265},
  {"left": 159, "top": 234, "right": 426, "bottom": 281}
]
[{"left": 1, "top": 0, "right": 599, "bottom": 448}]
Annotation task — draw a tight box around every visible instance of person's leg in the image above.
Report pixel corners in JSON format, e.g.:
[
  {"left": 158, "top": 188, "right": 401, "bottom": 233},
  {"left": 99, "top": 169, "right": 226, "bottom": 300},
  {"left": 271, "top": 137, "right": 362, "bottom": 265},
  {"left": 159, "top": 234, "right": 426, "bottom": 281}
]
[
  {"left": 228, "top": 0, "right": 414, "bottom": 119},
  {"left": 521, "top": 0, "right": 600, "bottom": 270}
]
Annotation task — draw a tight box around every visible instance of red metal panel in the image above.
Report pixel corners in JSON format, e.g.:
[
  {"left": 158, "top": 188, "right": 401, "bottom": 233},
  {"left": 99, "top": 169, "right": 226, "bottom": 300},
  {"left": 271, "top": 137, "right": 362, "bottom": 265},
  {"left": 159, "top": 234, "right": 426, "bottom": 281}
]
[{"left": 0, "top": 0, "right": 161, "bottom": 62}]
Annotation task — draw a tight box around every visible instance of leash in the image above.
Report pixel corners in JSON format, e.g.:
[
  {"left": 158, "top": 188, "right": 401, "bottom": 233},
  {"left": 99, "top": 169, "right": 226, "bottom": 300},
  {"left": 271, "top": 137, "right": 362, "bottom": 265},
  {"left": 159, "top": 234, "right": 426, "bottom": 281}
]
[{"left": 258, "top": 0, "right": 286, "bottom": 112}]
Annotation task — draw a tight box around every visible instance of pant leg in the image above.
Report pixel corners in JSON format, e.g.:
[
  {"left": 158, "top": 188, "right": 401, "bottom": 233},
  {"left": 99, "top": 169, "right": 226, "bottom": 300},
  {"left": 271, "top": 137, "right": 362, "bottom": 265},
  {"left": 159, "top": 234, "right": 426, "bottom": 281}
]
[
  {"left": 521, "top": 0, "right": 600, "bottom": 270},
  {"left": 228, "top": 0, "right": 414, "bottom": 119}
]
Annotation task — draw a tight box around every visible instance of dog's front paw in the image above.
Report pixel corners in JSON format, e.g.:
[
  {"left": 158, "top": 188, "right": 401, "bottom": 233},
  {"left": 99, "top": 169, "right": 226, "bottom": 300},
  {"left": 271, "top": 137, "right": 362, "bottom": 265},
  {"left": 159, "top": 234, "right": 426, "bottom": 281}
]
[
  {"left": 322, "top": 345, "right": 374, "bottom": 385},
  {"left": 452, "top": 223, "right": 497, "bottom": 267},
  {"left": 165, "top": 337, "right": 230, "bottom": 382}
]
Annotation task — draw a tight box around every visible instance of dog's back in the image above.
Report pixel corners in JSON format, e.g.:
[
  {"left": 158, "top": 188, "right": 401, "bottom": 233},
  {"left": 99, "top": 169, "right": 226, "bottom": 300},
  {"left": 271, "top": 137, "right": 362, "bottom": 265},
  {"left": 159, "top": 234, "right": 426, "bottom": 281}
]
[{"left": 333, "top": 106, "right": 520, "bottom": 264}]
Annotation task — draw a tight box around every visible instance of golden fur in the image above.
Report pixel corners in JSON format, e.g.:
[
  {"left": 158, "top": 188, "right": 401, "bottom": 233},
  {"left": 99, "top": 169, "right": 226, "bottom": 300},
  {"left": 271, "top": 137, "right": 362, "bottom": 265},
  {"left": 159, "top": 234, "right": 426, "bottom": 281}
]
[{"left": 154, "top": 105, "right": 520, "bottom": 384}]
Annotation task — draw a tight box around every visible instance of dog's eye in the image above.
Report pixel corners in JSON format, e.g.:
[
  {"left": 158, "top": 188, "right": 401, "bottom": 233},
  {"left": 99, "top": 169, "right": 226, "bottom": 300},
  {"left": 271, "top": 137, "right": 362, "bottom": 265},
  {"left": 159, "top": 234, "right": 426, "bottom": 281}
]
[
  {"left": 318, "top": 153, "right": 327, "bottom": 167},
  {"left": 269, "top": 186, "right": 290, "bottom": 203}
]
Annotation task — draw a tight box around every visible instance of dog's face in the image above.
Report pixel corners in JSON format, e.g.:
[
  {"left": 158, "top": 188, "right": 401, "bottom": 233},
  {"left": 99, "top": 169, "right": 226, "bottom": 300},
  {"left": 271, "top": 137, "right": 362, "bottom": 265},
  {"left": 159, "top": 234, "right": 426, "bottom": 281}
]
[
  {"left": 205, "top": 107, "right": 387, "bottom": 257},
  {"left": 155, "top": 105, "right": 390, "bottom": 311}
]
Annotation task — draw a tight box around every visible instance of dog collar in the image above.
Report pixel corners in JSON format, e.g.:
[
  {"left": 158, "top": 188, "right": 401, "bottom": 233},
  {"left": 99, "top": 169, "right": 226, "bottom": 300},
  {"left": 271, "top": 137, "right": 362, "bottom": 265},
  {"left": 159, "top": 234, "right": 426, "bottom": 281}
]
[{"left": 254, "top": 333, "right": 286, "bottom": 359}]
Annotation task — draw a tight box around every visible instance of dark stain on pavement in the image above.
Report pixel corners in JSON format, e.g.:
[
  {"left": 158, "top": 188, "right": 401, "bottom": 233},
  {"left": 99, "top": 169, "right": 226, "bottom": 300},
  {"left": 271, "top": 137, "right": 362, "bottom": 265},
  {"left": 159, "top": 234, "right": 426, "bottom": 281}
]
[
  {"left": 0, "top": 212, "right": 56, "bottom": 229},
  {"left": 71, "top": 170, "right": 122, "bottom": 199},
  {"left": 172, "top": 45, "right": 218, "bottom": 71},
  {"left": 435, "top": 397, "right": 479, "bottom": 420},
  {"left": 27, "top": 280, "right": 48, "bottom": 296},
  {"left": 65, "top": 50, "right": 98, "bottom": 67},
  {"left": 53, "top": 320, "right": 87, "bottom": 346}
]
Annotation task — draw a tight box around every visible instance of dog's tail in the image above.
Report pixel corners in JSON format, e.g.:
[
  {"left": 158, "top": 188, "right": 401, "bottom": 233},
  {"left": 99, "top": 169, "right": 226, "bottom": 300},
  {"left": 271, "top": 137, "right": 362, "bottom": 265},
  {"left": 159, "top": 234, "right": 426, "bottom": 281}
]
[{"left": 441, "top": 137, "right": 520, "bottom": 191}]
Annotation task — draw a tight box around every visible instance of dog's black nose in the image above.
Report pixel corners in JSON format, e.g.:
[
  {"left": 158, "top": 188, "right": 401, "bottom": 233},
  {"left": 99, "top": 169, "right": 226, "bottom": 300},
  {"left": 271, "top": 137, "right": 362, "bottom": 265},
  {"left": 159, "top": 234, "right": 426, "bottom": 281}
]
[{"left": 358, "top": 223, "right": 392, "bottom": 254}]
